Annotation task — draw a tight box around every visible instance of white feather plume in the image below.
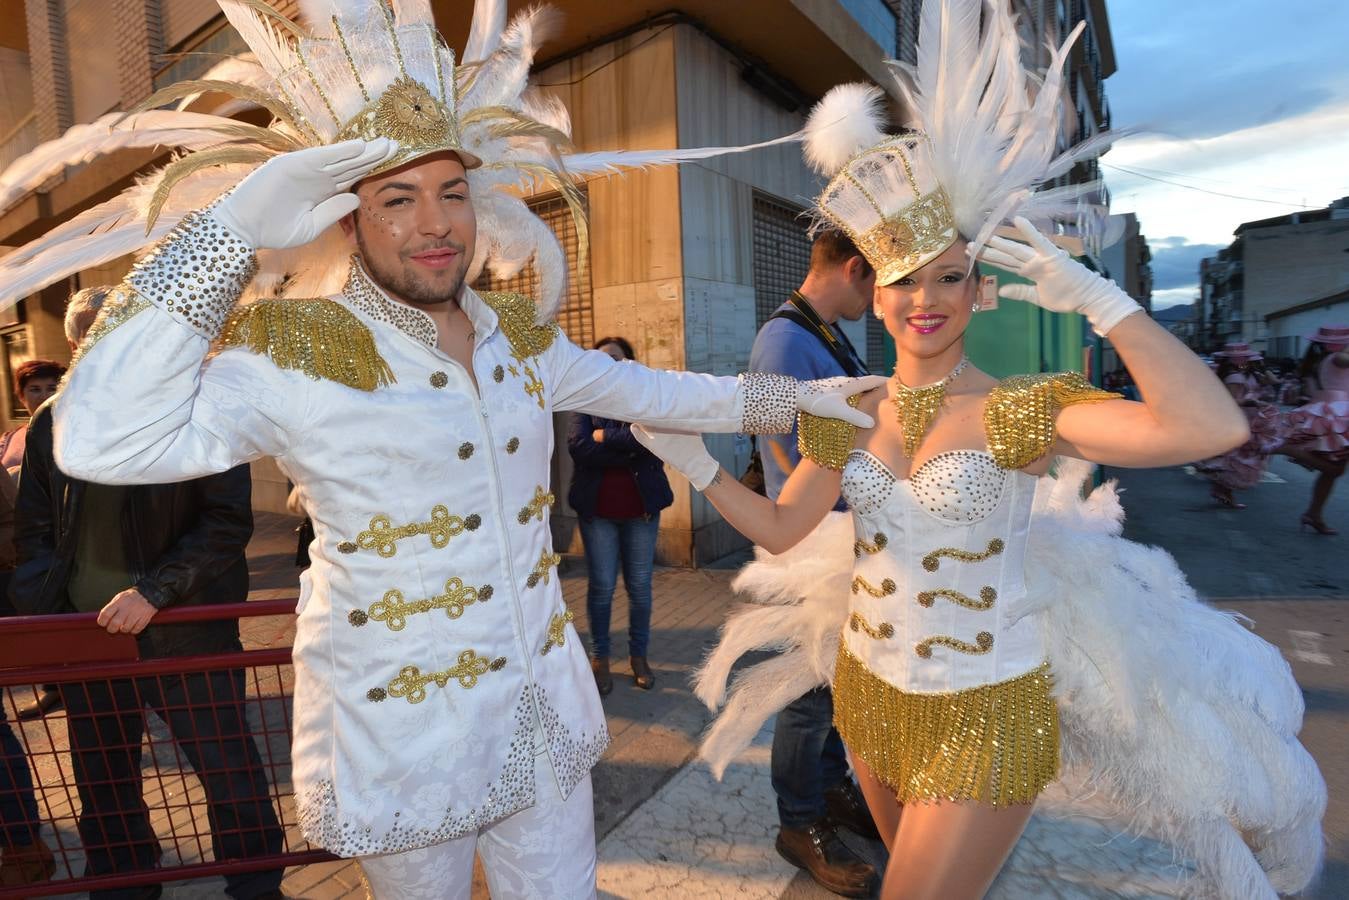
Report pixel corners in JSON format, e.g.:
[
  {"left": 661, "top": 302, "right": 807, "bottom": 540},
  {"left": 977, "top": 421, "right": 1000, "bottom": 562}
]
[
  {"left": 802, "top": 83, "right": 886, "bottom": 176},
  {"left": 463, "top": 0, "right": 506, "bottom": 63},
  {"left": 217, "top": 0, "right": 300, "bottom": 79}
]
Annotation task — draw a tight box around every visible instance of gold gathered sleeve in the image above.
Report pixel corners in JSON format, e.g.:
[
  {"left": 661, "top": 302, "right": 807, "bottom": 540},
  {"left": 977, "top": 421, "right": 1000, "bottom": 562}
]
[
  {"left": 796, "top": 393, "right": 863, "bottom": 471},
  {"left": 983, "top": 373, "right": 1119, "bottom": 471}
]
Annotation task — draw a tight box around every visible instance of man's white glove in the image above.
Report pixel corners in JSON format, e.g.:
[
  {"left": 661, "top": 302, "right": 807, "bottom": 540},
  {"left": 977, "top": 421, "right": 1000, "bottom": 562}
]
[
  {"left": 800, "top": 376, "right": 888, "bottom": 427},
  {"left": 632, "top": 426, "right": 721, "bottom": 491},
  {"left": 978, "top": 217, "right": 1141, "bottom": 337},
  {"left": 213, "top": 138, "right": 399, "bottom": 249}
]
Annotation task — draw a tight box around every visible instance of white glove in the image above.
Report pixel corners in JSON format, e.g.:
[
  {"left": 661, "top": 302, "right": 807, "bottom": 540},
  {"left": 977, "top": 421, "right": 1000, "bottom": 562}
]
[
  {"left": 978, "top": 217, "right": 1141, "bottom": 337},
  {"left": 632, "top": 426, "right": 720, "bottom": 491},
  {"left": 214, "top": 139, "right": 399, "bottom": 249},
  {"left": 800, "top": 376, "right": 888, "bottom": 427}
]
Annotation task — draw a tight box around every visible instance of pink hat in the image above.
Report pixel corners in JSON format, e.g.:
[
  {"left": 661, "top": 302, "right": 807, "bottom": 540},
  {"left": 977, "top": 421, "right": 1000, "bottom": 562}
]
[
  {"left": 1213, "top": 341, "right": 1262, "bottom": 361},
  {"left": 1306, "top": 324, "right": 1349, "bottom": 346}
]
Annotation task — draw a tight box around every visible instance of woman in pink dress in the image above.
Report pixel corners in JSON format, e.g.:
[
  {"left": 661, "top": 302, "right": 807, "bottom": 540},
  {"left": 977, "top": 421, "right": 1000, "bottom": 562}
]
[
  {"left": 1283, "top": 324, "right": 1349, "bottom": 534},
  {"left": 1195, "top": 343, "right": 1288, "bottom": 508}
]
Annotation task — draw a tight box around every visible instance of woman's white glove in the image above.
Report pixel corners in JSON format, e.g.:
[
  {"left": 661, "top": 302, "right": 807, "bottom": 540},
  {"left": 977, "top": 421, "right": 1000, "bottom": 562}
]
[
  {"left": 800, "top": 376, "right": 888, "bottom": 427},
  {"left": 978, "top": 217, "right": 1141, "bottom": 337},
  {"left": 632, "top": 426, "right": 720, "bottom": 491},
  {"left": 213, "top": 139, "right": 399, "bottom": 249}
]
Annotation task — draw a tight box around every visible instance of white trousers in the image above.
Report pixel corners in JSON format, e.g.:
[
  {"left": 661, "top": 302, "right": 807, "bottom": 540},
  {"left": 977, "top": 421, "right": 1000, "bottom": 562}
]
[{"left": 359, "top": 744, "right": 597, "bottom": 899}]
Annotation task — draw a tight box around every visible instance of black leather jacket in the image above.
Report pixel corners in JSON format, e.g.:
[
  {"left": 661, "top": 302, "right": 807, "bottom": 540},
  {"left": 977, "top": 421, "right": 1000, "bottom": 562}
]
[{"left": 12, "top": 404, "right": 253, "bottom": 658}]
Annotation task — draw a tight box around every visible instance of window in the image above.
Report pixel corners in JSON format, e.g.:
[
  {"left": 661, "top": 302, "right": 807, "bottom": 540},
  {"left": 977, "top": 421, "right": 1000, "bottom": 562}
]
[
  {"left": 473, "top": 191, "right": 594, "bottom": 348},
  {"left": 63, "top": 0, "right": 121, "bottom": 123},
  {"left": 154, "top": 20, "right": 250, "bottom": 90}
]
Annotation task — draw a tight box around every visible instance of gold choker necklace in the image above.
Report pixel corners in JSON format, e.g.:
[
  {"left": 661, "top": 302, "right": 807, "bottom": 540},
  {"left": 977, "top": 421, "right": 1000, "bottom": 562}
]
[{"left": 892, "top": 357, "right": 968, "bottom": 457}]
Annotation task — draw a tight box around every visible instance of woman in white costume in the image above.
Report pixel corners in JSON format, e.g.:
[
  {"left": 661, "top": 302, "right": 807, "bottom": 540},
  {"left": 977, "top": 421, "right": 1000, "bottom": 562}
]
[{"left": 633, "top": 1, "right": 1327, "bottom": 897}]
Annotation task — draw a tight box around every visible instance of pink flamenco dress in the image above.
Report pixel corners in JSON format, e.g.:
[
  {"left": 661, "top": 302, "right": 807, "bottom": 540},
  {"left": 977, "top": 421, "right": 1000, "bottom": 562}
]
[
  {"left": 1287, "top": 355, "right": 1349, "bottom": 461},
  {"left": 1197, "top": 373, "right": 1290, "bottom": 490}
]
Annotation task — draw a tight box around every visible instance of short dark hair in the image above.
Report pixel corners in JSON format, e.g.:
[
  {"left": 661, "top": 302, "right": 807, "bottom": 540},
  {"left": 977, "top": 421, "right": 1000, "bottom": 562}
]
[
  {"left": 594, "top": 336, "right": 636, "bottom": 361},
  {"left": 14, "top": 359, "right": 66, "bottom": 395},
  {"left": 810, "top": 229, "right": 872, "bottom": 276}
]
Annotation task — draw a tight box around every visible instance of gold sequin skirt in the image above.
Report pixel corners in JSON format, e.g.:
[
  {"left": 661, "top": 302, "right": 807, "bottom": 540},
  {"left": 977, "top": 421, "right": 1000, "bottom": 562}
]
[{"left": 832, "top": 642, "right": 1059, "bottom": 807}]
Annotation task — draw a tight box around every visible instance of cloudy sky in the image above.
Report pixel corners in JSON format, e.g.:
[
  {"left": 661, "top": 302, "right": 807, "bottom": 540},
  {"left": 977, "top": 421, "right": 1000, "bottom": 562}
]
[{"left": 1102, "top": 0, "right": 1349, "bottom": 310}]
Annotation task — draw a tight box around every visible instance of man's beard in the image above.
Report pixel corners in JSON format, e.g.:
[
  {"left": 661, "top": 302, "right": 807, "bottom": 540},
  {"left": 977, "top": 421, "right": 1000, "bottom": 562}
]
[{"left": 354, "top": 223, "right": 469, "bottom": 307}]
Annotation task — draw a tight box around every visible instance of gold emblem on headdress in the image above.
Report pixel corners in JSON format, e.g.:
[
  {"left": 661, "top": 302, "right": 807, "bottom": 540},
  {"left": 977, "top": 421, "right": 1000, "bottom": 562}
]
[{"left": 335, "top": 75, "right": 472, "bottom": 173}]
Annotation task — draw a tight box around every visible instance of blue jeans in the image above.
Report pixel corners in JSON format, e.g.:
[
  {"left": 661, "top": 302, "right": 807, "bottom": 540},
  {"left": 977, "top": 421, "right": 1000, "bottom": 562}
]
[
  {"left": 578, "top": 514, "right": 660, "bottom": 658},
  {"left": 771, "top": 686, "right": 851, "bottom": 829},
  {"left": 1, "top": 701, "right": 41, "bottom": 848}
]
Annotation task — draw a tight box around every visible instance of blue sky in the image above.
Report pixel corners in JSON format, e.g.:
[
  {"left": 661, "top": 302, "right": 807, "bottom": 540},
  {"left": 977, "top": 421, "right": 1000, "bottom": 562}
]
[{"left": 1102, "top": 0, "right": 1349, "bottom": 308}]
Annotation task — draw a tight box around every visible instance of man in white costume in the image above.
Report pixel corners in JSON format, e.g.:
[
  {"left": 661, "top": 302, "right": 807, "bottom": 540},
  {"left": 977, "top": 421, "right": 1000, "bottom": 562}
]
[{"left": 38, "top": 2, "right": 881, "bottom": 897}]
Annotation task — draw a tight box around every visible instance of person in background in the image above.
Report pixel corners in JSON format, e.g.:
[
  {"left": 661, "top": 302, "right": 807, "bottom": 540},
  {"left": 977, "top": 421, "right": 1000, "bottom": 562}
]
[
  {"left": 5, "top": 356, "right": 67, "bottom": 721},
  {"left": 0, "top": 458, "right": 55, "bottom": 890},
  {"left": 1283, "top": 325, "right": 1349, "bottom": 534},
  {"left": 0, "top": 360, "right": 65, "bottom": 475},
  {"left": 567, "top": 337, "right": 674, "bottom": 695},
  {"left": 748, "top": 230, "right": 880, "bottom": 897},
  {"left": 12, "top": 287, "right": 286, "bottom": 900},
  {"left": 1194, "top": 342, "right": 1288, "bottom": 509}
]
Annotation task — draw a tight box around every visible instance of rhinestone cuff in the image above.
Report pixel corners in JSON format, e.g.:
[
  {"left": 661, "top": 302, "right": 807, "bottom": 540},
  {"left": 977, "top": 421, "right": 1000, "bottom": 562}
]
[
  {"left": 127, "top": 206, "right": 258, "bottom": 339},
  {"left": 739, "top": 372, "right": 799, "bottom": 435}
]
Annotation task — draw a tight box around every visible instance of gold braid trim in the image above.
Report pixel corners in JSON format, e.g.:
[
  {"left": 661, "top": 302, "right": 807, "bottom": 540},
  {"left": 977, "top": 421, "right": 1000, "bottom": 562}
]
[
  {"left": 984, "top": 373, "right": 1119, "bottom": 470},
  {"left": 797, "top": 393, "right": 863, "bottom": 471},
  {"left": 921, "top": 538, "right": 1004, "bottom": 572},
  {"left": 916, "top": 586, "right": 997, "bottom": 611},
  {"left": 218, "top": 299, "right": 394, "bottom": 391},
  {"left": 832, "top": 643, "right": 1059, "bottom": 806},
  {"left": 479, "top": 291, "right": 558, "bottom": 358}
]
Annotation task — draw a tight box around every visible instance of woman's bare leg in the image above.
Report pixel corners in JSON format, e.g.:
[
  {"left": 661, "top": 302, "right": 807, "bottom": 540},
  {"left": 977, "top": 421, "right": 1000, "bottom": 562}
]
[
  {"left": 849, "top": 753, "right": 902, "bottom": 850},
  {"left": 880, "top": 800, "right": 1034, "bottom": 900}
]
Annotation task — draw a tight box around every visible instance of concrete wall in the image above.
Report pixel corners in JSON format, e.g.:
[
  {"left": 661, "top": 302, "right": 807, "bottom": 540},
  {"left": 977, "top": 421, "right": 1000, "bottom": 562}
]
[
  {"left": 1242, "top": 220, "right": 1349, "bottom": 345},
  {"left": 1266, "top": 298, "right": 1349, "bottom": 362}
]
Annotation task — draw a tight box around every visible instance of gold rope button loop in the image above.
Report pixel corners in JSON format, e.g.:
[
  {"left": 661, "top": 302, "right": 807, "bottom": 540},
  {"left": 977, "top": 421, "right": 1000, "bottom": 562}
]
[
  {"left": 853, "top": 532, "right": 888, "bottom": 558},
  {"left": 353, "top": 505, "right": 479, "bottom": 558},
  {"left": 540, "top": 610, "right": 574, "bottom": 655},
  {"left": 517, "top": 486, "right": 555, "bottom": 525},
  {"left": 915, "top": 631, "right": 994, "bottom": 659},
  {"left": 526, "top": 550, "right": 562, "bottom": 589},
  {"left": 852, "top": 576, "right": 897, "bottom": 598},
  {"left": 380, "top": 649, "right": 500, "bottom": 705},
  {"left": 916, "top": 586, "right": 997, "bottom": 611},
  {"left": 921, "top": 538, "right": 1005, "bottom": 572},
  {"left": 356, "top": 578, "right": 489, "bottom": 632},
  {"left": 849, "top": 612, "right": 895, "bottom": 640}
]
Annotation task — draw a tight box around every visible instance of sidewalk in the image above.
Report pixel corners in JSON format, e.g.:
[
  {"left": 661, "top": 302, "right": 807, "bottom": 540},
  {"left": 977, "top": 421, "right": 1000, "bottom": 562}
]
[{"left": 53, "top": 496, "right": 1340, "bottom": 898}]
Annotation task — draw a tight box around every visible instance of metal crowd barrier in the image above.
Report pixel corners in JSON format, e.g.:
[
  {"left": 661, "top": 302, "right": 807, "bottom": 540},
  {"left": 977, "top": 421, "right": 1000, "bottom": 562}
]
[{"left": 0, "top": 599, "right": 336, "bottom": 897}]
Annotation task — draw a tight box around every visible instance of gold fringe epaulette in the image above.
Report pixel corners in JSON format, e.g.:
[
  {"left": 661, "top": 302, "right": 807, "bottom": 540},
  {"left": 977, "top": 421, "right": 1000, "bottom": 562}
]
[
  {"left": 478, "top": 291, "right": 558, "bottom": 358},
  {"left": 217, "top": 299, "right": 394, "bottom": 391},
  {"left": 798, "top": 393, "right": 864, "bottom": 471},
  {"left": 832, "top": 643, "right": 1058, "bottom": 806},
  {"left": 984, "top": 373, "right": 1118, "bottom": 470}
]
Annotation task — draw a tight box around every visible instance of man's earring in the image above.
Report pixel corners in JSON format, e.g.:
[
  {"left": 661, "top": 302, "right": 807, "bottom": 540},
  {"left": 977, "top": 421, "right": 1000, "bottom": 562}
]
[{"left": 874, "top": 309, "right": 885, "bottom": 320}]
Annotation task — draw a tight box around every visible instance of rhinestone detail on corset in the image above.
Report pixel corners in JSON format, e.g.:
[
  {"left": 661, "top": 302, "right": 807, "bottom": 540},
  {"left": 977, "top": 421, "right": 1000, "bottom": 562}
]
[{"left": 841, "top": 450, "right": 1008, "bottom": 524}]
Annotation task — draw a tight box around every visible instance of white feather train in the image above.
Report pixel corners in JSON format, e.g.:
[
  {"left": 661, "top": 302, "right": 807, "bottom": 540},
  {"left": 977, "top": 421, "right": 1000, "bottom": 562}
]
[{"left": 695, "top": 460, "right": 1325, "bottom": 898}]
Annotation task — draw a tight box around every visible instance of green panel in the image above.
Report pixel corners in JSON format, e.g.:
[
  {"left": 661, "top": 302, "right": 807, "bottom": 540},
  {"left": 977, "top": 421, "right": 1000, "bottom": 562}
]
[{"left": 964, "top": 264, "right": 1089, "bottom": 377}]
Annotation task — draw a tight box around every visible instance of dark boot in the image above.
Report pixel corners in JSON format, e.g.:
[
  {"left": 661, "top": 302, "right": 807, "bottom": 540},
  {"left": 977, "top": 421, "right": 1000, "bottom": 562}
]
[
  {"left": 0, "top": 839, "right": 56, "bottom": 887},
  {"left": 14, "top": 686, "right": 62, "bottom": 721},
  {"left": 775, "top": 820, "right": 876, "bottom": 897},
  {"left": 825, "top": 779, "right": 881, "bottom": 841},
  {"left": 591, "top": 657, "right": 613, "bottom": 696},
  {"left": 629, "top": 656, "right": 655, "bottom": 691}
]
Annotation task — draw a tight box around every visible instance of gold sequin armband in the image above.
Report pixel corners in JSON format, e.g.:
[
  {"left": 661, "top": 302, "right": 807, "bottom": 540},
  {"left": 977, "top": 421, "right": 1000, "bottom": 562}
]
[
  {"left": 126, "top": 207, "right": 259, "bottom": 339},
  {"left": 217, "top": 298, "right": 394, "bottom": 392},
  {"left": 984, "top": 373, "right": 1119, "bottom": 470},
  {"left": 478, "top": 291, "right": 558, "bottom": 358},
  {"left": 798, "top": 394, "right": 862, "bottom": 471}
]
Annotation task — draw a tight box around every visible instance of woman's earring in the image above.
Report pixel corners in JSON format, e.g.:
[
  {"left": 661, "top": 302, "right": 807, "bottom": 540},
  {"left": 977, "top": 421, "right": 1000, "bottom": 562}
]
[{"left": 970, "top": 300, "right": 980, "bottom": 313}]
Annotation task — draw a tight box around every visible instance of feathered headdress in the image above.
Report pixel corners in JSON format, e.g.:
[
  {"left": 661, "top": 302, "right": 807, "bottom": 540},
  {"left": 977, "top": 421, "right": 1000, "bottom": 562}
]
[
  {"left": 803, "top": 0, "right": 1117, "bottom": 285},
  {"left": 0, "top": 0, "right": 798, "bottom": 320}
]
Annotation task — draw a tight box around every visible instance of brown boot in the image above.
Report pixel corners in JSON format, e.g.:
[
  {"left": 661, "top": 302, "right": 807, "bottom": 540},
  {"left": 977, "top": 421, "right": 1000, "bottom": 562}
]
[
  {"left": 629, "top": 656, "right": 655, "bottom": 690},
  {"left": 591, "top": 657, "right": 613, "bottom": 696},
  {"left": 0, "top": 839, "right": 56, "bottom": 887},
  {"left": 775, "top": 820, "right": 875, "bottom": 897},
  {"left": 825, "top": 779, "right": 881, "bottom": 841}
]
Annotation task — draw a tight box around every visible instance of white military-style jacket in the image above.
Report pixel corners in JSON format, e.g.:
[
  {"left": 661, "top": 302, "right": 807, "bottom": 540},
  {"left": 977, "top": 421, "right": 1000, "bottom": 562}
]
[{"left": 52, "top": 209, "right": 802, "bottom": 857}]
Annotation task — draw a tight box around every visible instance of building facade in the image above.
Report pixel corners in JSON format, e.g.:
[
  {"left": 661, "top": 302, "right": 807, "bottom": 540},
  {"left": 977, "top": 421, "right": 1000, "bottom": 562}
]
[
  {"left": 1198, "top": 196, "right": 1349, "bottom": 356},
  {"left": 1, "top": 0, "right": 1120, "bottom": 565}
]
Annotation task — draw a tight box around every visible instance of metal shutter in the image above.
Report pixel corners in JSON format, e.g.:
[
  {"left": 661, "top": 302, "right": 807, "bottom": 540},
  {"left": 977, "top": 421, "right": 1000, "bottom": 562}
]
[
  {"left": 474, "top": 190, "right": 593, "bottom": 348},
  {"left": 751, "top": 193, "right": 811, "bottom": 328}
]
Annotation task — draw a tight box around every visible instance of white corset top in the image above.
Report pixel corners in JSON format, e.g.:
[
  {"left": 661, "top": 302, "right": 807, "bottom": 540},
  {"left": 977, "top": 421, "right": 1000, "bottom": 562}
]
[{"left": 842, "top": 449, "right": 1008, "bottom": 523}]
